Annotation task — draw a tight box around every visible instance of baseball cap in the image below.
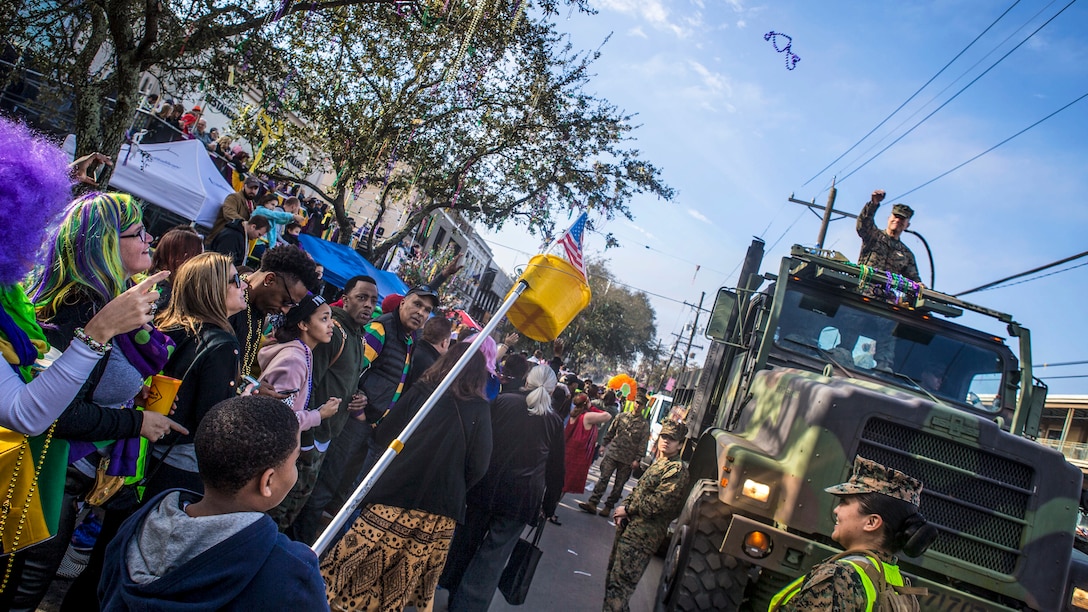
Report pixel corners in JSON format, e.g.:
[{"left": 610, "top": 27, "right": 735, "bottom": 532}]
[
  {"left": 285, "top": 294, "right": 326, "bottom": 327},
  {"left": 244, "top": 175, "right": 261, "bottom": 187},
  {"left": 406, "top": 285, "right": 439, "bottom": 307},
  {"left": 381, "top": 293, "right": 403, "bottom": 313},
  {"left": 891, "top": 203, "right": 914, "bottom": 219},
  {"left": 825, "top": 456, "right": 922, "bottom": 507}
]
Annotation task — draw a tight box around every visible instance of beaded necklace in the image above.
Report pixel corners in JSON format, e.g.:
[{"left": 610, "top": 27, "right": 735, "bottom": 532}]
[
  {"left": 0, "top": 422, "right": 56, "bottom": 591},
  {"left": 241, "top": 290, "right": 261, "bottom": 378}
]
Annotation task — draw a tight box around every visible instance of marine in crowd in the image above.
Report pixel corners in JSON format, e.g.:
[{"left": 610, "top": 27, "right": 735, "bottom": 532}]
[
  {"left": 579, "top": 394, "right": 651, "bottom": 518},
  {"left": 603, "top": 420, "right": 690, "bottom": 612}
]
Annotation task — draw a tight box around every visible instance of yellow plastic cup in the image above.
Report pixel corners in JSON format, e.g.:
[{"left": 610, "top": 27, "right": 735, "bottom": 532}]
[
  {"left": 146, "top": 374, "right": 182, "bottom": 415},
  {"left": 505, "top": 254, "right": 592, "bottom": 342}
]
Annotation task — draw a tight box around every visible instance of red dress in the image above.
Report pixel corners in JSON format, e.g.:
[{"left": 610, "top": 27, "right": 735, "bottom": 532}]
[{"left": 563, "top": 411, "right": 600, "bottom": 494}]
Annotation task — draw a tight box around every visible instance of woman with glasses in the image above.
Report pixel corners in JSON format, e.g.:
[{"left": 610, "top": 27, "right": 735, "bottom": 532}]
[
  {"left": 58, "top": 252, "right": 248, "bottom": 609},
  {"left": 149, "top": 251, "right": 248, "bottom": 495},
  {"left": 15, "top": 192, "right": 186, "bottom": 611}
]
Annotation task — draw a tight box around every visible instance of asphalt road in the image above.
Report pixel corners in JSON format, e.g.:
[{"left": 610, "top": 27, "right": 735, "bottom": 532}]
[
  {"left": 40, "top": 462, "right": 662, "bottom": 612},
  {"left": 431, "top": 461, "right": 663, "bottom": 612}
]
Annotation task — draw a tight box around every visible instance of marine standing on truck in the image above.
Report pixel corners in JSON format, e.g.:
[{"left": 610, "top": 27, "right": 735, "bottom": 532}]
[
  {"left": 856, "top": 189, "right": 920, "bottom": 281},
  {"left": 603, "top": 420, "right": 690, "bottom": 612},
  {"left": 769, "top": 456, "right": 935, "bottom": 612}
]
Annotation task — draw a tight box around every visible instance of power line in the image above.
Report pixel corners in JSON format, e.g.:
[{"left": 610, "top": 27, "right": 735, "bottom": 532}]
[
  {"left": 890, "top": 89, "right": 1088, "bottom": 201},
  {"left": 837, "top": 0, "right": 1078, "bottom": 186},
  {"left": 801, "top": 0, "right": 1022, "bottom": 188},
  {"left": 1038, "top": 374, "right": 1088, "bottom": 380},
  {"left": 973, "top": 260, "right": 1088, "bottom": 292},
  {"left": 1035, "top": 360, "right": 1088, "bottom": 368},
  {"left": 829, "top": 0, "right": 1059, "bottom": 186},
  {"left": 955, "top": 249, "right": 1088, "bottom": 296}
]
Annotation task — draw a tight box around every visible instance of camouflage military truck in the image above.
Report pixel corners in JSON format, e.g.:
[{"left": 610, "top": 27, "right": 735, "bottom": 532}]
[{"left": 654, "top": 240, "right": 1088, "bottom": 611}]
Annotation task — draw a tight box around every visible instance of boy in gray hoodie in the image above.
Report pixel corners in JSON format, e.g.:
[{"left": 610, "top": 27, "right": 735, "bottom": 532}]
[{"left": 99, "top": 396, "right": 328, "bottom": 610}]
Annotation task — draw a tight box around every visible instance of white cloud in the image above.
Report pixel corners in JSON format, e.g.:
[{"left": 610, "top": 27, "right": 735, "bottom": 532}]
[
  {"left": 624, "top": 220, "right": 656, "bottom": 241},
  {"left": 628, "top": 26, "right": 648, "bottom": 39},
  {"left": 687, "top": 208, "right": 711, "bottom": 223},
  {"left": 736, "top": 19, "right": 746, "bottom": 28},
  {"left": 595, "top": 0, "right": 692, "bottom": 37}
]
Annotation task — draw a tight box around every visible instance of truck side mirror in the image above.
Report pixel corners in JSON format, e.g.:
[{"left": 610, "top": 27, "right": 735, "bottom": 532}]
[
  {"left": 1021, "top": 380, "right": 1047, "bottom": 438},
  {"left": 705, "top": 288, "right": 738, "bottom": 343}
]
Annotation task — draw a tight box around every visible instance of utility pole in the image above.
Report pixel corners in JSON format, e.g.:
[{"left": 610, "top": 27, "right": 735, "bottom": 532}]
[
  {"left": 816, "top": 178, "right": 837, "bottom": 249},
  {"left": 679, "top": 292, "right": 706, "bottom": 375},
  {"left": 657, "top": 335, "right": 682, "bottom": 391}
]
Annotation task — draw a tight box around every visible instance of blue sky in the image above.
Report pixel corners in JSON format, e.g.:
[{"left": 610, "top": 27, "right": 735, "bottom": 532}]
[{"left": 478, "top": 0, "right": 1088, "bottom": 392}]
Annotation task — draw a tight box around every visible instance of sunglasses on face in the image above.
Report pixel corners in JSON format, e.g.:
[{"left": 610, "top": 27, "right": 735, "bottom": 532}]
[{"left": 229, "top": 272, "right": 244, "bottom": 289}]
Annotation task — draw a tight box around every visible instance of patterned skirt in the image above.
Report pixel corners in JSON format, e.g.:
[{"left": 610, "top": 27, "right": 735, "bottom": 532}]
[{"left": 321, "top": 503, "right": 457, "bottom": 612}]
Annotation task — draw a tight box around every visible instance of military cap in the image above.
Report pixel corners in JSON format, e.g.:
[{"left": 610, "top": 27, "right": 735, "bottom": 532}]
[
  {"left": 825, "top": 456, "right": 922, "bottom": 507},
  {"left": 891, "top": 203, "right": 914, "bottom": 219},
  {"left": 659, "top": 420, "right": 687, "bottom": 441}
]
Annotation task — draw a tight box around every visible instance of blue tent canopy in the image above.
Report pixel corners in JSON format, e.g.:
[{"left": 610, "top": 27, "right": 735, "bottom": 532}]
[{"left": 298, "top": 234, "right": 409, "bottom": 300}]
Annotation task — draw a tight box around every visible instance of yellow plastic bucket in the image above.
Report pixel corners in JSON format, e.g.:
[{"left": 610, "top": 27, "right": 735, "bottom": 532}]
[{"left": 506, "top": 254, "right": 592, "bottom": 342}]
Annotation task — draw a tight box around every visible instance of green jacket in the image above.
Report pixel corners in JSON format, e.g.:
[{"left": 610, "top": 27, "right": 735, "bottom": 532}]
[{"left": 304, "top": 307, "right": 368, "bottom": 451}]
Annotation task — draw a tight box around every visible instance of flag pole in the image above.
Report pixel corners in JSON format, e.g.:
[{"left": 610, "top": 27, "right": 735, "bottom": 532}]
[{"left": 312, "top": 279, "right": 530, "bottom": 557}]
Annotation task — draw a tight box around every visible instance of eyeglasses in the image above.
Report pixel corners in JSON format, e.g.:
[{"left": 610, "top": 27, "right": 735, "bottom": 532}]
[
  {"left": 229, "top": 272, "right": 244, "bottom": 289},
  {"left": 278, "top": 274, "right": 300, "bottom": 309},
  {"left": 120, "top": 226, "right": 151, "bottom": 242}
]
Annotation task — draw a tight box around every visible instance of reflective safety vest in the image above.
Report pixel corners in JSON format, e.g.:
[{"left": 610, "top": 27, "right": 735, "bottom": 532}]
[{"left": 768, "top": 551, "right": 913, "bottom": 612}]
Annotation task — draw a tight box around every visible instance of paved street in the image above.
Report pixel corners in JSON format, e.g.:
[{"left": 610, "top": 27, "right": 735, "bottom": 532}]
[{"left": 430, "top": 460, "right": 663, "bottom": 612}]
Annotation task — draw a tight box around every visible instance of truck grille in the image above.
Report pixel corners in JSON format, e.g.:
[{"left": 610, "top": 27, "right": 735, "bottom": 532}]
[{"left": 858, "top": 418, "right": 1032, "bottom": 575}]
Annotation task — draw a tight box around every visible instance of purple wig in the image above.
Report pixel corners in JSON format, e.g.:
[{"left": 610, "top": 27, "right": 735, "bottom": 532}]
[{"left": 0, "top": 118, "right": 74, "bottom": 285}]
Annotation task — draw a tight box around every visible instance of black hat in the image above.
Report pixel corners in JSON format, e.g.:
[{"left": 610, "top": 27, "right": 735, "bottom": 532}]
[
  {"left": 285, "top": 294, "right": 327, "bottom": 327},
  {"left": 406, "top": 285, "right": 439, "bottom": 307}
]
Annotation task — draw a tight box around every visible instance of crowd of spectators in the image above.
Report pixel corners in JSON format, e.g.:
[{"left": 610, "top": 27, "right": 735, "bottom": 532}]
[{"left": 0, "top": 113, "right": 690, "bottom": 612}]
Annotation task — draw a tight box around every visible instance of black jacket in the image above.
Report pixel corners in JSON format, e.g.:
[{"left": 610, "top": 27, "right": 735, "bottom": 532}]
[
  {"left": 157, "top": 324, "right": 240, "bottom": 446},
  {"left": 369, "top": 382, "right": 491, "bottom": 522},
  {"left": 406, "top": 341, "right": 441, "bottom": 387},
  {"left": 466, "top": 389, "right": 565, "bottom": 523},
  {"left": 209, "top": 218, "right": 248, "bottom": 267}
]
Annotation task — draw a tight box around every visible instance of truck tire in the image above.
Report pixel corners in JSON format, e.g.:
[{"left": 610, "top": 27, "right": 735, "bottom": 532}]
[{"left": 655, "top": 479, "right": 749, "bottom": 611}]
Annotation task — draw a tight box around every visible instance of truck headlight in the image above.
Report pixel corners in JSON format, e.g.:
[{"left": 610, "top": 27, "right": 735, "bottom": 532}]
[
  {"left": 742, "top": 479, "right": 771, "bottom": 503},
  {"left": 1073, "top": 587, "right": 1088, "bottom": 610}
]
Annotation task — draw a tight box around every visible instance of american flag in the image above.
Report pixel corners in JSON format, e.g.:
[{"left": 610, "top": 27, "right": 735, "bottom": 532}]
[{"left": 556, "top": 212, "right": 587, "bottom": 279}]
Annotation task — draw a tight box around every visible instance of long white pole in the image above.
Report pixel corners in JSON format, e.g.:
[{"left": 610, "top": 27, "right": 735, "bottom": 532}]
[{"left": 312, "top": 279, "right": 530, "bottom": 556}]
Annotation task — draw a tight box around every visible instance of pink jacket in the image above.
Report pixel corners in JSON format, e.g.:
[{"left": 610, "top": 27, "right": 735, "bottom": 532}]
[{"left": 257, "top": 340, "right": 320, "bottom": 431}]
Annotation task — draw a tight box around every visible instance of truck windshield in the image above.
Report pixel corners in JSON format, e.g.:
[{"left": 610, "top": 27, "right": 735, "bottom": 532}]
[{"left": 773, "top": 288, "right": 1007, "bottom": 413}]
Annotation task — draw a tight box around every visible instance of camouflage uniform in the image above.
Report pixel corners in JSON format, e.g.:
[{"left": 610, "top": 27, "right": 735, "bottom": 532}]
[
  {"left": 603, "top": 421, "right": 689, "bottom": 612},
  {"left": 770, "top": 456, "right": 925, "bottom": 612},
  {"left": 771, "top": 550, "right": 893, "bottom": 611},
  {"left": 856, "top": 199, "right": 920, "bottom": 281},
  {"left": 585, "top": 411, "right": 650, "bottom": 511}
]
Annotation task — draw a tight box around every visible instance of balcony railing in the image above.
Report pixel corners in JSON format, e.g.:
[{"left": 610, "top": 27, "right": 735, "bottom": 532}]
[{"left": 1038, "top": 438, "right": 1088, "bottom": 465}]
